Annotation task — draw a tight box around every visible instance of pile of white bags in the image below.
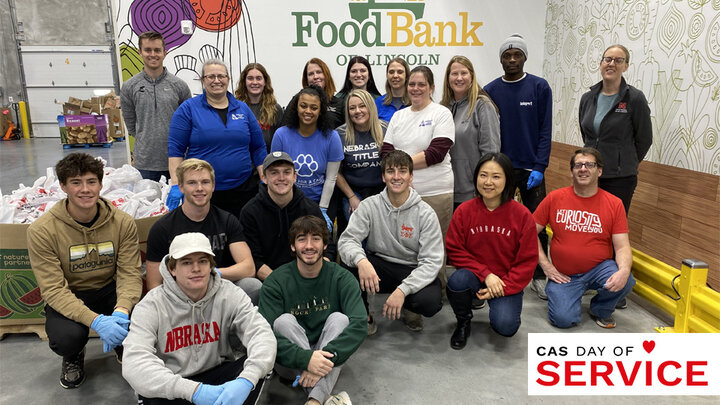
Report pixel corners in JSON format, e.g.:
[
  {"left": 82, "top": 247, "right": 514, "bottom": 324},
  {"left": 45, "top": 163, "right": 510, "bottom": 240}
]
[{"left": 0, "top": 158, "right": 169, "bottom": 224}]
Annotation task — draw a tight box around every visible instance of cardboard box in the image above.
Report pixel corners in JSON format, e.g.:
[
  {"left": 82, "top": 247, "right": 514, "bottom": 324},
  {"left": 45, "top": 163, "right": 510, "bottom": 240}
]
[
  {"left": 0, "top": 215, "right": 162, "bottom": 328},
  {"left": 58, "top": 114, "right": 110, "bottom": 144},
  {"left": 104, "top": 107, "right": 125, "bottom": 140},
  {"left": 60, "top": 92, "right": 124, "bottom": 140}
]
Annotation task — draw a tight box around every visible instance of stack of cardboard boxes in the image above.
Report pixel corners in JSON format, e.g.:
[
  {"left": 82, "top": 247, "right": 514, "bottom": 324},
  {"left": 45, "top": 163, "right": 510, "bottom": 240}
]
[{"left": 57, "top": 91, "right": 124, "bottom": 145}]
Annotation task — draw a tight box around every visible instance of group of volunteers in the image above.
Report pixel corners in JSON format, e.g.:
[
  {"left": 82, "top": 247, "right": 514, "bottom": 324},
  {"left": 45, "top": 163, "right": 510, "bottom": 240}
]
[{"left": 26, "top": 30, "right": 652, "bottom": 404}]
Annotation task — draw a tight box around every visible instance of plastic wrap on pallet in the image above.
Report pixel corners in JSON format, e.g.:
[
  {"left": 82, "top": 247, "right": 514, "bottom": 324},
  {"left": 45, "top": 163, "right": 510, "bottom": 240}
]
[{"left": 0, "top": 159, "right": 169, "bottom": 224}]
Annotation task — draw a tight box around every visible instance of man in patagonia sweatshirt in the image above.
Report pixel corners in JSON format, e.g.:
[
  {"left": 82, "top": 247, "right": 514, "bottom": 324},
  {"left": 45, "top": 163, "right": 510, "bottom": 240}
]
[
  {"left": 27, "top": 153, "right": 143, "bottom": 389},
  {"left": 259, "top": 216, "right": 367, "bottom": 405},
  {"left": 338, "top": 150, "right": 444, "bottom": 335},
  {"left": 122, "top": 233, "right": 276, "bottom": 405}
]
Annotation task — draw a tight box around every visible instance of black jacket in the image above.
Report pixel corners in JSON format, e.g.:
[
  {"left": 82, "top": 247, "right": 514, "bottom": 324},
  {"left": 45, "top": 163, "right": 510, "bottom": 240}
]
[
  {"left": 239, "top": 184, "right": 324, "bottom": 271},
  {"left": 579, "top": 77, "right": 652, "bottom": 178}
]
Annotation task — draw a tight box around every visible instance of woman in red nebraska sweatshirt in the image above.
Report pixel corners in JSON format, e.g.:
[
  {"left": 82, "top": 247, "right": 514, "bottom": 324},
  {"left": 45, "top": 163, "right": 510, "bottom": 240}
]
[{"left": 445, "top": 153, "right": 538, "bottom": 349}]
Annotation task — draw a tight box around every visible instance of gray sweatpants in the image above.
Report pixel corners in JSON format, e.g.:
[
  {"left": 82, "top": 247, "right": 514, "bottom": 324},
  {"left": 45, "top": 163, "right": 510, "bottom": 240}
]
[{"left": 273, "top": 312, "right": 349, "bottom": 402}]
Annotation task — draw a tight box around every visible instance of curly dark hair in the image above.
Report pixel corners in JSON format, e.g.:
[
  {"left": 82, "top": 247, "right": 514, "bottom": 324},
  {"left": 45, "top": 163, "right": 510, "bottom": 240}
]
[
  {"left": 281, "top": 85, "right": 335, "bottom": 135},
  {"left": 56, "top": 153, "right": 104, "bottom": 184}
]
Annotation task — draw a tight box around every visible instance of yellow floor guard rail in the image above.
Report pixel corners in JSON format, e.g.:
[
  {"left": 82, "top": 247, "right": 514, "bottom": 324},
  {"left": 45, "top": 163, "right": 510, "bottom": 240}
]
[{"left": 631, "top": 251, "right": 720, "bottom": 333}]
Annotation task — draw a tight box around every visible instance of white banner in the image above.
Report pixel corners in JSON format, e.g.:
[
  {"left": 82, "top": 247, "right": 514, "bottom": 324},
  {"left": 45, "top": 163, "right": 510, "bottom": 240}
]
[{"left": 528, "top": 333, "right": 720, "bottom": 396}]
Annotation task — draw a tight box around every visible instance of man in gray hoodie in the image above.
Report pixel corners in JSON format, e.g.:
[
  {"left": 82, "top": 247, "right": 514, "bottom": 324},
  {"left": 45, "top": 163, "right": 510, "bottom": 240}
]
[
  {"left": 338, "top": 150, "right": 444, "bottom": 334},
  {"left": 122, "top": 233, "right": 276, "bottom": 405},
  {"left": 120, "top": 31, "right": 191, "bottom": 181}
]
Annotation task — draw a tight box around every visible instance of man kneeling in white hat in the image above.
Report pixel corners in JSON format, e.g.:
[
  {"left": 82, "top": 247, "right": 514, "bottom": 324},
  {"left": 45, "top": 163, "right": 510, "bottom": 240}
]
[{"left": 122, "top": 232, "right": 276, "bottom": 404}]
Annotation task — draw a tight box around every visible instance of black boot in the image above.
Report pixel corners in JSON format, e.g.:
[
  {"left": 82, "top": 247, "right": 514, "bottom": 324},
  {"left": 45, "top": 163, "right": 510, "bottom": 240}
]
[{"left": 446, "top": 287, "right": 473, "bottom": 350}]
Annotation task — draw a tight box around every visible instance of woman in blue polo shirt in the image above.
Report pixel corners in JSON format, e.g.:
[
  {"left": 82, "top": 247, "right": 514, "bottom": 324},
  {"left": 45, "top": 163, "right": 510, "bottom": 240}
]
[{"left": 167, "top": 59, "right": 267, "bottom": 217}]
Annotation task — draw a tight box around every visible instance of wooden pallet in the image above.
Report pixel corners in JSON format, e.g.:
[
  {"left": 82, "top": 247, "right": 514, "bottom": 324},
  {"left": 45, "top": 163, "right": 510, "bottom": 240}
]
[
  {"left": 62, "top": 142, "right": 113, "bottom": 149},
  {"left": 0, "top": 323, "right": 48, "bottom": 340}
]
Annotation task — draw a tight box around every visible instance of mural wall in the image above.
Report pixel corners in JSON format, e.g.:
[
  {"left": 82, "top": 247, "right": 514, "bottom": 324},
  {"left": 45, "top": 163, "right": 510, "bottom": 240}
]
[
  {"left": 543, "top": 0, "right": 720, "bottom": 175},
  {"left": 113, "top": 0, "right": 548, "bottom": 107}
]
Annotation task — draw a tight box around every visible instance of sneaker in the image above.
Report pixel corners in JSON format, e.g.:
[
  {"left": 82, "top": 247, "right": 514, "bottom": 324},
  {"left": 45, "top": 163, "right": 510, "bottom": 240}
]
[
  {"left": 324, "top": 391, "right": 352, "bottom": 405},
  {"left": 471, "top": 297, "right": 486, "bottom": 310},
  {"left": 615, "top": 298, "right": 628, "bottom": 309},
  {"left": 588, "top": 310, "right": 616, "bottom": 329},
  {"left": 531, "top": 278, "right": 548, "bottom": 300},
  {"left": 402, "top": 309, "right": 423, "bottom": 332},
  {"left": 114, "top": 346, "right": 123, "bottom": 364},
  {"left": 367, "top": 313, "right": 377, "bottom": 336},
  {"left": 60, "top": 348, "right": 86, "bottom": 389}
]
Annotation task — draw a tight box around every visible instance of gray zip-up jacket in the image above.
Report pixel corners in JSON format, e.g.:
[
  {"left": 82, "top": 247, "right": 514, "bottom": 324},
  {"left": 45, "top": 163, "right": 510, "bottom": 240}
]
[
  {"left": 122, "top": 257, "right": 276, "bottom": 401},
  {"left": 120, "top": 68, "right": 191, "bottom": 171},
  {"left": 338, "top": 187, "right": 444, "bottom": 296},
  {"left": 448, "top": 95, "right": 501, "bottom": 203}
]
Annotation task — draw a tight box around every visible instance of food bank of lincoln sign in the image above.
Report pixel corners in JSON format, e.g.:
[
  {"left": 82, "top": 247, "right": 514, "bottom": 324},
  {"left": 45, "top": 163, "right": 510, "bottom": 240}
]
[{"left": 291, "top": 0, "right": 484, "bottom": 66}]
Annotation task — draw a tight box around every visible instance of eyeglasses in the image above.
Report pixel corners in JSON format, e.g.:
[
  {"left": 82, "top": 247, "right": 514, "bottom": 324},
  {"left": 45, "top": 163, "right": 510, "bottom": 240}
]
[
  {"left": 601, "top": 57, "right": 626, "bottom": 64},
  {"left": 573, "top": 162, "right": 598, "bottom": 169},
  {"left": 203, "top": 74, "right": 228, "bottom": 81}
]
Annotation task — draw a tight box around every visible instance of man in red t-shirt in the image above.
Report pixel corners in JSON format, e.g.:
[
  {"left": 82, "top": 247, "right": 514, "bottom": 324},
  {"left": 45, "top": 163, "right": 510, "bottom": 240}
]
[{"left": 533, "top": 147, "right": 635, "bottom": 329}]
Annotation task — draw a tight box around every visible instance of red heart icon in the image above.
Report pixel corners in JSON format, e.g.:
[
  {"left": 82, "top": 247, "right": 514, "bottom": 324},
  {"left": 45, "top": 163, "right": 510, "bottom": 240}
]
[{"left": 643, "top": 340, "right": 655, "bottom": 353}]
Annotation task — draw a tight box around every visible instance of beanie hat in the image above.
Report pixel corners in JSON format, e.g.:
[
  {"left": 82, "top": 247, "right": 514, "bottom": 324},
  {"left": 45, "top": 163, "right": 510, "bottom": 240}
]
[{"left": 499, "top": 34, "right": 528, "bottom": 60}]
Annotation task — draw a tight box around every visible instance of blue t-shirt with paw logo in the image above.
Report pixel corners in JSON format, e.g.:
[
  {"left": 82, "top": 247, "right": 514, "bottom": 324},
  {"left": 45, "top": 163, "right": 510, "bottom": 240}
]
[{"left": 271, "top": 126, "right": 344, "bottom": 202}]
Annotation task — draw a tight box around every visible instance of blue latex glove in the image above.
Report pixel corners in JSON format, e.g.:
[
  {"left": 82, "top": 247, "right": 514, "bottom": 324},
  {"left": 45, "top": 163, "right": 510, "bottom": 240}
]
[
  {"left": 91, "top": 314, "right": 130, "bottom": 353},
  {"left": 213, "top": 378, "right": 253, "bottom": 404},
  {"left": 192, "top": 383, "right": 224, "bottom": 405},
  {"left": 166, "top": 184, "right": 183, "bottom": 211},
  {"left": 112, "top": 310, "right": 130, "bottom": 332},
  {"left": 320, "top": 207, "right": 333, "bottom": 233},
  {"left": 527, "top": 170, "right": 544, "bottom": 190}
]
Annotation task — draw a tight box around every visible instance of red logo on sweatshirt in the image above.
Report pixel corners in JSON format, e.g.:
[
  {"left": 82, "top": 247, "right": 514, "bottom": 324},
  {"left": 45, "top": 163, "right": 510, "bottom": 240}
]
[
  {"left": 164, "top": 321, "right": 221, "bottom": 353},
  {"left": 400, "top": 224, "right": 413, "bottom": 239}
]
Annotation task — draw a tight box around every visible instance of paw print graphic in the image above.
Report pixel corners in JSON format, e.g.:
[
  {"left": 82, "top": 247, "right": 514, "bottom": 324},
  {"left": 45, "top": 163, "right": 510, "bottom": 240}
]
[{"left": 295, "top": 154, "right": 319, "bottom": 177}]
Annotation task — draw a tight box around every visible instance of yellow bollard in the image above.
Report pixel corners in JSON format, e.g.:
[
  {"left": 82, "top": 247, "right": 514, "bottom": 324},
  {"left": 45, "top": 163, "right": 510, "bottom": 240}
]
[
  {"left": 673, "top": 259, "right": 718, "bottom": 333},
  {"left": 18, "top": 101, "right": 30, "bottom": 139}
]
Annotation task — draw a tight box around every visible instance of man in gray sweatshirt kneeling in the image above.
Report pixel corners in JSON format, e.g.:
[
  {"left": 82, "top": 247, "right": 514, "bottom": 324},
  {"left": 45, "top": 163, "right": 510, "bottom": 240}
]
[
  {"left": 338, "top": 150, "right": 444, "bottom": 335},
  {"left": 122, "top": 233, "right": 276, "bottom": 405}
]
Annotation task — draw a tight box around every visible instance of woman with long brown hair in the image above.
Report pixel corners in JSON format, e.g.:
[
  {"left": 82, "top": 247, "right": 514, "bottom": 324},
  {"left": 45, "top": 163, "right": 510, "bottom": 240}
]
[{"left": 235, "top": 63, "right": 283, "bottom": 152}]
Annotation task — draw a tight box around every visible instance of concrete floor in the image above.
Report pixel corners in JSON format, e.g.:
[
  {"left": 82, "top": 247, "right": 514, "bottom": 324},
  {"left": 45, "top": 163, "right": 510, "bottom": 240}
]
[{"left": 0, "top": 139, "right": 716, "bottom": 404}]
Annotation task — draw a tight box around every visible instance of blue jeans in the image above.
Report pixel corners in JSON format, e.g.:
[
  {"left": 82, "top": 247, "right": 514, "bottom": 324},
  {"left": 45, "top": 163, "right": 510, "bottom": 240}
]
[
  {"left": 341, "top": 191, "right": 361, "bottom": 221},
  {"left": 546, "top": 259, "right": 636, "bottom": 328},
  {"left": 447, "top": 268, "right": 524, "bottom": 337},
  {"left": 137, "top": 169, "right": 171, "bottom": 182}
]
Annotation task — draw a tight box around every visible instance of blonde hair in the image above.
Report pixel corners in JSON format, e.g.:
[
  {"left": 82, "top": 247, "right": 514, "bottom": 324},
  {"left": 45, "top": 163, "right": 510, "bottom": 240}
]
[
  {"left": 176, "top": 158, "right": 215, "bottom": 184},
  {"left": 441, "top": 56, "right": 498, "bottom": 118},
  {"left": 343, "top": 89, "right": 384, "bottom": 147},
  {"left": 382, "top": 57, "right": 411, "bottom": 106},
  {"left": 235, "top": 63, "right": 280, "bottom": 126}
]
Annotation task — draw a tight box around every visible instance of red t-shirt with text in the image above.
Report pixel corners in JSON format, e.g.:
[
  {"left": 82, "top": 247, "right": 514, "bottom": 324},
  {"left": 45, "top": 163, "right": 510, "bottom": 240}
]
[{"left": 533, "top": 187, "right": 628, "bottom": 275}]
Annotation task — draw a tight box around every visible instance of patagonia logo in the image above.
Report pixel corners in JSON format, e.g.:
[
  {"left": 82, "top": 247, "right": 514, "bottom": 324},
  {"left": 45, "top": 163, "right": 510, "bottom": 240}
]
[
  {"left": 418, "top": 119, "right": 433, "bottom": 127},
  {"left": 520, "top": 101, "right": 533, "bottom": 107},
  {"left": 615, "top": 102, "right": 628, "bottom": 113},
  {"left": 231, "top": 113, "right": 244, "bottom": 120}
]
